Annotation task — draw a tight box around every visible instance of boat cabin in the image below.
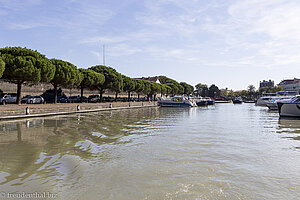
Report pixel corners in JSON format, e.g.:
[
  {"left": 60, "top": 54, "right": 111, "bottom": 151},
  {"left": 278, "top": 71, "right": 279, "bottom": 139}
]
[{"left": 171, "top": 96, "right": 184, "bottom": 102}]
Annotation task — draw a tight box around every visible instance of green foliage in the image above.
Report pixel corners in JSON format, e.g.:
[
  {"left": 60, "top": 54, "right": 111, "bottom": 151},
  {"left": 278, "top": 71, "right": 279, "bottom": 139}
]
[
  {"left": 0, "top": 47, "right": 56, "bottom": 104},
  {"left": 142, "top": 80, "right": 151, "bottom": 95},
  {"left": 227, "top": 90, "right": 236, "bottom": 98},
  {"left": 79, "top": 68, "right": 105, "bottom": 89},
  {"left": 0, "top": 47, "right": 55, "bottom": 83},
  {"left": 235, "top": 90, "right": 248, "bottom": 97},
  {"left": 0, "top": 57, "right": 5, "bottom": 79},
  {"left": 259, "top": 86, "right": 282, "bottom": 95},
  {"left": 160, "top": 84, "right": 167, "bottom": 95},
  {"left": 159, "top": 76, "right": 183, "bottom": 95},
  {"left": 164, "top": 84, "right": 172, "bottom": 95},
  {"left": 247, "top": 85, "right": 256, "bottom": 98},
  {"left": 208, "top": 84, "right": 220, "bottom": 98},
  {"left": 149, "top": 81, "right": 161, "bottom": 95},
  {"left": 51, "top": 59, "right": 83, "bottom": 88},
  {"left": 134, "top": 79, "right": 145, "bottom": 94},
  {"left": 90, "top": 65, "right": 123, "bottom": 93},
  {"left": 122, "top": 75, "right": 136, "bottom": 93},
  {"left": 180, "top": 82, "right": 194, "bottom": 95},
  {"left": 195, "top": 83, "right": 208, "bottom": 97},
  {"left": 247, "top": 85, "right": 256, "bottom": 93}
]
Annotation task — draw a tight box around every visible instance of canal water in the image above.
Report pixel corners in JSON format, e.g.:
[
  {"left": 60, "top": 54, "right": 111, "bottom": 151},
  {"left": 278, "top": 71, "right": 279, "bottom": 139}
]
[{"left": 0, "top": 104, "right": 299, "bottom": 200}]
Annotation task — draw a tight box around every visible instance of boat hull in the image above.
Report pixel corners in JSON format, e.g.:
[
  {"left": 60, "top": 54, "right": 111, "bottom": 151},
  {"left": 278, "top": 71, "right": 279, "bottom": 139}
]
[
  {"left": 196, "top": 101, "right": 207, "bottom": 106},
  {"left": 278, "top": 103, "right": 300, "bottom": 117},
  {"left": 206, "top": 100, "right": 215, "bottom": 105},
  {"left": 158, "top": 102, "right": 193, "bottom": 107},
  {"left": 266, "top": 102, "right": 278, "bottom": 110},
  {"left": 256, "top": 99, "right": 270, "bottom": 106},
  {"left": 233, "top": 100, "right": 242, "bottom": 104}
]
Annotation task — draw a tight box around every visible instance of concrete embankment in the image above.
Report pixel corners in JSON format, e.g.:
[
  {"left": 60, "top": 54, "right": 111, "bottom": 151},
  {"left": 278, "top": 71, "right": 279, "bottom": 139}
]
[{"left": 0, "top": 101, "right": 158, "bottom": 120}]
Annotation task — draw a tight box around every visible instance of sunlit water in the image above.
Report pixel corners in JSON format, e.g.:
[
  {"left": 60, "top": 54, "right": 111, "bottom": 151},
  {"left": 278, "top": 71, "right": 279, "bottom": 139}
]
[{"left": 0, "top": 104, "right": 300, "bottom": 200}]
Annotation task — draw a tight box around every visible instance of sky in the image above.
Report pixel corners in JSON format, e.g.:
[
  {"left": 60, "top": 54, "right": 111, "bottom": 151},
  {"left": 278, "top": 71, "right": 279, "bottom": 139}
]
[{"left": 0, "top": 0, "right": 300, "bottom": 90}]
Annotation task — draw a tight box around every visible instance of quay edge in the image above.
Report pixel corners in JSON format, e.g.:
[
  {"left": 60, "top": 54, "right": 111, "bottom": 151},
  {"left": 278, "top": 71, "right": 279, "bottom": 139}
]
[{"left": 0, "top": 103, "right": 158, "bottom": 121}]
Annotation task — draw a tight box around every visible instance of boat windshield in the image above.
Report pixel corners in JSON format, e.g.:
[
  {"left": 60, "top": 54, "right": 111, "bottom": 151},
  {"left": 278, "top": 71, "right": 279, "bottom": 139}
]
[
  {"left": 291, "top": 96, "right": 300, "bottom": 103},
  {"left": 171, "top": 97, "right": 183, "bottom": 102}
]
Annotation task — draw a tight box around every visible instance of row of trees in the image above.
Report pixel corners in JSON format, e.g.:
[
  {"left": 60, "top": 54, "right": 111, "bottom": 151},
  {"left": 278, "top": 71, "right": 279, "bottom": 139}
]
[
  {"left": 159, "top": 76, "right": 194, "bottom": 97},
  {"left": 194, "top": 83, "right": 221, "bottom": 98},
  {"left": 195, "top": 83, "right": 283, "bottom": 100},
  {"left": 220, "top": 85, "right": 282, "bottom": 100},
  {"left": 0, "top": 47, "right": 195, "bottom": 104}
]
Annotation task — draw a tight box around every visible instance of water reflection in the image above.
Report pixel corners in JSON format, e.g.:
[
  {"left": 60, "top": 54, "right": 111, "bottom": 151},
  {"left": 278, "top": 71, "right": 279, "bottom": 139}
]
[
  {"left": 277, "top": 119, "right": 300, "bottom": 142},
  {"left": 0, "top": 107, "right": 164, "bottom": 192},
  {"left": 0, "top": 105, "right": 300, "bottom": 199}
]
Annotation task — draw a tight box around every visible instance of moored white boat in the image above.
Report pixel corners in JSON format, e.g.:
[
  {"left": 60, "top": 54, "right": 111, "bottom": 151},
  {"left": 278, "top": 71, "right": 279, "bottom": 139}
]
[
  {"left": 233, "top": 97, "right": 243, "bottom": 104},
  {"left": 256, "top": 91, "right": 298, "bottom": 107},
  {"left": 203, "top": 97, "right": 215, "bottom": 105},
  {"left": 266, "top": 96, "right": 293, "bottom": 110},
  {"left": 158, "top": 96, "right": 195, "bottom": 107},
  {"left": 195, "top": 97, "right": 207, "bottom": 106},
  {"left": 256, "top": 94, "right": 277, "bottom": 106},
  {"left": 278, "top": 96, "right": 300, "bottom": 117}
]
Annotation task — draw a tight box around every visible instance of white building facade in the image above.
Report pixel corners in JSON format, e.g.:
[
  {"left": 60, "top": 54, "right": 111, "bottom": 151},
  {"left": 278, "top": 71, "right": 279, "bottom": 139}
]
[{"left": 278, "top": 78, "right": 300, "bottom": 93}]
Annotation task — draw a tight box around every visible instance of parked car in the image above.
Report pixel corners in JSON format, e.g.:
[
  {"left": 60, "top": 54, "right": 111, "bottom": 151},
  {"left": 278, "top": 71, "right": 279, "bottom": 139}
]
[
  {"left": 88, "top": 95, "right": 100, "bottom": 103},
  {"left": 68, "top": 96, "right": 81, "bottom": 103},
  {"left": 21, "top": 95, "right": 31, "bottom": 104},
  {"left": 0, "top": 93, "right": 17, "bottom": 104},
  {"left": 57, "top": 96, "right": 68, "bottom": 103},
  {"left": 80, "top": 96, "right": 88, "bottom": 103},
  {"left": 102, "top": 97, "right": 114, "bottom": 102},
  {"left": 26, "top": 96, "right": 44, "bottom": 104}
]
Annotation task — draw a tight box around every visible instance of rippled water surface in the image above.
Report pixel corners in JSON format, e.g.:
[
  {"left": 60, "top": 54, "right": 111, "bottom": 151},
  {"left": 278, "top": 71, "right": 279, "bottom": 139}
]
[{"left": 0, "top": 104, "right": 300, "bottom": 199}]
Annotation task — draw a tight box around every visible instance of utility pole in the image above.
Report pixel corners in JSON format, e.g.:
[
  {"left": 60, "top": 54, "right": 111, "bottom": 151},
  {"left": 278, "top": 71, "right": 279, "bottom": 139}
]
[{"left": 103, "top": 44, "right": 105, "bottom": 66}]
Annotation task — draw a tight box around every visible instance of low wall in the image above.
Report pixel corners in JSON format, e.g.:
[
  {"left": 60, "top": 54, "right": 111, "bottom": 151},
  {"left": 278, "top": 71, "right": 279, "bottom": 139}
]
[{"left": 0, "top": 101, "right": 157, "bottom": 118}]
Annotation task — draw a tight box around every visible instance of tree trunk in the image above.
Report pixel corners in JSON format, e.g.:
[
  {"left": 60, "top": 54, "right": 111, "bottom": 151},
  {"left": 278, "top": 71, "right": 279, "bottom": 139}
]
[
  {"left": 115, "top": 92, "right": 118, "bottom": 101},
  {"left": 16, "top": 82, "right": 22, "bottom": 105},
  {"left": 138, "top": 94, "right": 140, "bottom": 101},
  {"left": 54, "top": 84, "right": 58, "bottom": 104},
  {"left": 128, "top": 91, "right": 130, "bottom": 102},
  {"left": 80, "top": 86, "right": 84, "bottom": 103},
  {"left": 154, "top": 94, "right": 157, "bottom": 101},
  {"left": 99, "top": 89, "right": 103, "bottom": 102}
]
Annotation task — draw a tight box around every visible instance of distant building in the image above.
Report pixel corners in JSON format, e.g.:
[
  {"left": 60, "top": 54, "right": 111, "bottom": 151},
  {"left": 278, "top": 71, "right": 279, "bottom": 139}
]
[
  {"left": 278, "top": 78, "right": 300, "bottom": 92},
  {"left": 259, "top": 80, "right": 274, "bottom": 88},
  {"left": 135, "top": 76, "right": 161, "bottom": 84}
]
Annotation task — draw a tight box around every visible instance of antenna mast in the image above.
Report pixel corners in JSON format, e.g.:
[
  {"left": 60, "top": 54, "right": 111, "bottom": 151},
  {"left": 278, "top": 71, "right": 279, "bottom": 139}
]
[{"left": 103, "top": 44, "right": 105, "bottom": 66}]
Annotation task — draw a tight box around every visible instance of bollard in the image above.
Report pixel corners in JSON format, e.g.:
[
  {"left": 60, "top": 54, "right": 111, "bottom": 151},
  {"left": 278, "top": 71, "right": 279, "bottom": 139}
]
[
  {"left": 25, "top": 107, "right": 30, "bottom": 115},
  {"left": 2, "top": 101, "right": 5, "bottom": 105},
  {"left": 109, "top": 103, "right": 112, "bottom": 108},
  {"left": 129, "top": 102, "right": 131, "bottom": 107},
  {"left": 142, "top": 102, "right": 144, "bottom": 106},
  {"left": 77, "top": 105, "right": 80, "bottom": 111}
]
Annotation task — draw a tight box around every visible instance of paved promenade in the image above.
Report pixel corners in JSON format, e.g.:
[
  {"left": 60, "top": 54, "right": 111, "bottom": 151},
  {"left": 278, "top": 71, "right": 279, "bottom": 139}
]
[{"left": 0, "top": 101, "right": 158, "bottom": 120}]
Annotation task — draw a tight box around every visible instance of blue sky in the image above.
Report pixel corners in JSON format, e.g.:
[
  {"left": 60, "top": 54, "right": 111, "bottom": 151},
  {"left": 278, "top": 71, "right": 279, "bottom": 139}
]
[{"left": 0, "top": 0, "right": 300, "bottom": 90}]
